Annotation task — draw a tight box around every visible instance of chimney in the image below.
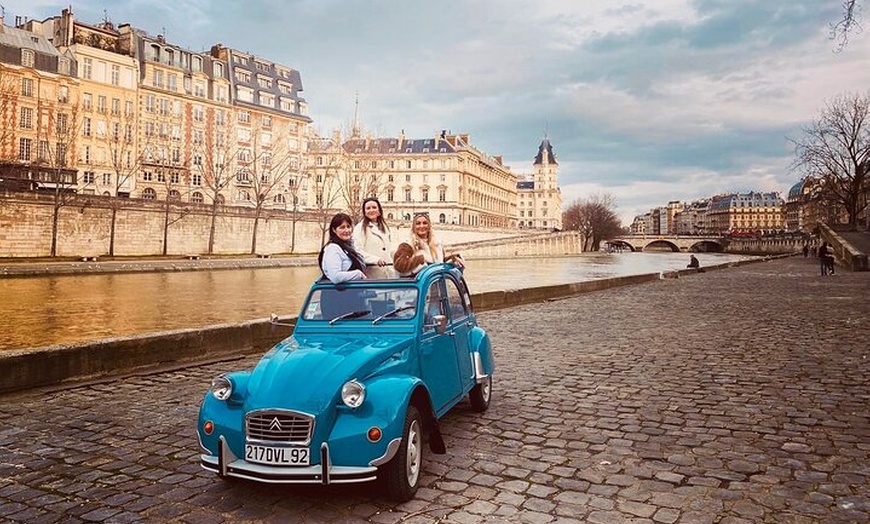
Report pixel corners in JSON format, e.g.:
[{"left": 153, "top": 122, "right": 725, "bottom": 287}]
[
  {"left": 434, "top": 132, "right": 439, "bottom": 150},
  {"left": 398, "top": 129, "right": 404, "bottom": 150}
]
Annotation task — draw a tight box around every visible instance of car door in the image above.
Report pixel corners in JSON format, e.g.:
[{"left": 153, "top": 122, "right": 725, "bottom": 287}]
[
  {"left": 417, "top": 278, "right": 463, "bottom": 414},
  {"left": 444, "top": 276, "right": 474, "bottom": 390}
]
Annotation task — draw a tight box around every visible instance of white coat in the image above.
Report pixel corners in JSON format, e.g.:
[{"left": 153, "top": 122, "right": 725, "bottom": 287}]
[{"left": 353, "top": 222, "right": 395, "bottom": 279}]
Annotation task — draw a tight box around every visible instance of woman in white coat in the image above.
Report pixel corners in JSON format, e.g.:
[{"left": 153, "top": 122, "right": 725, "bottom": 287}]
[{"left": 352, "top": 197, "right": 395, "bottom": 279}]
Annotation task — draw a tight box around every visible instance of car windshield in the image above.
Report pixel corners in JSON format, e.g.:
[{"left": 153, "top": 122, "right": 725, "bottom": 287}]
[{"left": 303, "top": 286, "right": 419, "bottom": 322}]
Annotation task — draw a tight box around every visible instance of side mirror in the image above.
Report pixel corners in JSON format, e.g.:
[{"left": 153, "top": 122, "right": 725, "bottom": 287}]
[{"left": 269, "top": 313, "right": 295, "bottom": 328}]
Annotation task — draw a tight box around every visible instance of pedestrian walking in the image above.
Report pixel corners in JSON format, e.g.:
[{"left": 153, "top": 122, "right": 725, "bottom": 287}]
[{"left": 818, "top": 242, "right": 835, "bottom": 276}]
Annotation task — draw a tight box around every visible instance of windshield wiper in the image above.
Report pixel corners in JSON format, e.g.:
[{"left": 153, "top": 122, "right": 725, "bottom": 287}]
[
  {"left": 328, "top": 309, "right": 371, "bottom": 325},
  {"left": 372, "top": 305, "right": 416, "bottom": 325}
]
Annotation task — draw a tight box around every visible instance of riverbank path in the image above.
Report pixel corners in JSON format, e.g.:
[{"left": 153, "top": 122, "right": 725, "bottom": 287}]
[{"left": 0, "top": 256, "right": 867, "bottom": 523}]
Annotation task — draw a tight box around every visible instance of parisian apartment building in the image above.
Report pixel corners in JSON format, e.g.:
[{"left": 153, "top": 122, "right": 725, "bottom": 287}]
[
  {"left": 630, "top": 192, "right": 786, "bottom": 236},
  {"left": 0, "top": 8, "right": 562, "bottom": 231}
]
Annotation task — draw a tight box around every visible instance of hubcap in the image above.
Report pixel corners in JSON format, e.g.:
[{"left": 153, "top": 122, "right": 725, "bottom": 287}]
[
  {"left": 406, "top": 419, "right": 421, "bottom": 487},
  {"left": 482, "top": 377, "right": 491, "bottom": 401}
]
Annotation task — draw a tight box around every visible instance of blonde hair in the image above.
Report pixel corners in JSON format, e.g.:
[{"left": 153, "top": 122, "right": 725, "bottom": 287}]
[{"left": 410, "top": 213, "right": 438, "bottom": 260}]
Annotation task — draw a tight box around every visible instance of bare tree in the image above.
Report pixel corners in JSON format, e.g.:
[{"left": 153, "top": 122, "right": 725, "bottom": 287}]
[
  {"left": 245, "top": 123, "right": 296, "bottom": 255},
  {"left": 793, "top": 91, "right": 870, "bottom": 226},
  {"left": 157, "top": 173, "right": 192, "bottom": 256},
  {"left": 191, "top": 109, "right": 239, "bottom": 254},
  {"left": 0, "top": 66, "right": 19, "bottom": 180},
  {"left": 38, "top": 97, "right": 90, "bottom": 256},
  {"left": 304, "top": 138, "right": 345, "bottom": 245},
  {"left": 95, "top": 96, "right": 140, "bottom": 256},
  {"left": 562, "top": 194, "right": 623, "bottom": 252},
  {"left": 832, "top": 0, "right": 863, "bottom": 50}
]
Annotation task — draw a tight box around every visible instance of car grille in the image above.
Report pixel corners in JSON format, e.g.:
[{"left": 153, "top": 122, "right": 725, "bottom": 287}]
[{"left": 245, "top": 410, "right": 314, "bottom": 445}]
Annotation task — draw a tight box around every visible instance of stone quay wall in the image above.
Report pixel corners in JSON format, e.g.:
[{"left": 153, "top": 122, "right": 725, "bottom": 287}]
[
  {"left": 724, "top": 237, "right": 805, "bottom": 255},
  {"left": 0, "top": 191, "right": 519, "bottom": 258}
]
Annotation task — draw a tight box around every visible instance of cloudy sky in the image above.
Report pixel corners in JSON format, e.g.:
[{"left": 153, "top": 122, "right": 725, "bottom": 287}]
[{"left": 13, "top": 0, "right": 870, "bottom": 224}]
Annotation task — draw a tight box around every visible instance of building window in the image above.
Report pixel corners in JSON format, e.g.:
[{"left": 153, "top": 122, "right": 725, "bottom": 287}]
[
  {"left": 405, "top": 189, "right": 412, "bottom": 202},
  {"left": 439, "top": 213, "right": 446, "bottom": 224},
  {"left": 18, "top": 138, "right": 32, "bottom": 161},
  {"left": 21, "top": 78, "right": 34, "bottom": 97},
  {"left": 97, "top": 96, "right": 107, "bottom": 113},
  {"left": 19, "top": 107, "right": 33, "bottom": 129},
  {"left": 82, "top": 57, "right": 92, "bottom": 79},
  {"left": 142, "top": 188, "right": 157, "bottom": 199},
  {"left": 143, "top": 171, "right": 153, "bottom": 182},
  {"left": 238, "top": 110, "right": 250, "bottom": 123},
  {"left": 168, "top": 190, "right": 181, "bottom": 201},
  {"left": 422, "top": 189, "right": 429, "bottom": 202},
  {"left": 192, "top": 174, "right": 202, "bottom": 186},
  {"left": 191, "top": 191, "right": 204, "bottom": 203},
  {"left": 83, "top": 117, "right": 91, "bottom": 137},
  {"left": 237, "top": 190, "right": 251, "bottom": 201},
  {"left": 439, "top": 188, "right": 446, "bottom": 202},
  {"left": 83, "top": 171, "right": 95, "bottom": 184},
  {"left": 102, "top": 173, "right": 112, "bottom": 185},
  {"left": 57, "top": 85, "right": 69, "bottom": 103}
]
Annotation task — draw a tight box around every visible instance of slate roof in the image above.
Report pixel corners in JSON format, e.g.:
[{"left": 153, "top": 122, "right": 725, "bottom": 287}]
[
  {"left": 0, "top": 24, "right": 63, "bottom": 56},
  {"left": 533, "top": 138, "right": 557, "bottom": 165},
  {"left": 343, "top": 137, "right": 458, "bottom": 154}
]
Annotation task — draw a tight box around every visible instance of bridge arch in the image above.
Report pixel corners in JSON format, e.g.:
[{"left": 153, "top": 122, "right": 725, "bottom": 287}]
[
  {"left": 690, "top": 240, "right": 725, "bottom": 253},
  {"left": 643, "top": 240, "right": 680, "bottom": 252}
]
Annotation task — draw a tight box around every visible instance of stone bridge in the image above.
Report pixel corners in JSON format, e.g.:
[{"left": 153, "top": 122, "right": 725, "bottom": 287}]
[
  {"left": 447, "top": 231, "right": 582, "bottom": 258},
  {"left": 609, "top": 235, "right": 727, "bottom": 252}
]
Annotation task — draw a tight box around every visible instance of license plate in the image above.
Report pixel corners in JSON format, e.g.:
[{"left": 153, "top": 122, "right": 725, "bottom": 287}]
[{"left": 245, "top": 444, "right": 310, "bottom": 466}]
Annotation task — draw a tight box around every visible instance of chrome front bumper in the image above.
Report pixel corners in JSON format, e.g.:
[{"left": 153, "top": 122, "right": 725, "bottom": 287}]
[{"left": 199, "top": 435, "right": 386, "bottom": 484}]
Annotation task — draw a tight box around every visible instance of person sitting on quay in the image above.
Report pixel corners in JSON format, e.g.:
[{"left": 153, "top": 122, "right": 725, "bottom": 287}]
[{"left": 687, "top": 254, "right": 704, "bottom": 273}]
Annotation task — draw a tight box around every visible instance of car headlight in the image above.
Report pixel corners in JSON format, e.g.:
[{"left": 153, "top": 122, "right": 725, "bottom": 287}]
[
  {"left": 211, "top": 375, "right": 233, "bottom": 401},
  {"left": 341, "top": 380, "right": 366, "bottom": 409}
]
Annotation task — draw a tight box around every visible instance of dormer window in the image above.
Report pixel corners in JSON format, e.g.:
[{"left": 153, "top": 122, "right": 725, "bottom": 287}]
[{"left": 21, "top": 49, "right": 35, "bottom": 68}]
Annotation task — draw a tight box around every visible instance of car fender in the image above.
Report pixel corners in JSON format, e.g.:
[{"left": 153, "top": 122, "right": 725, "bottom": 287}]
[
  {"left": 468, "top": 325, "right": 495, "bottom": 377},
  {"left": 327, "top": 375, "right": 438, "bottom": 466},
  {"left": 197, "top": 372, "right": 251, "bottom": 456}
]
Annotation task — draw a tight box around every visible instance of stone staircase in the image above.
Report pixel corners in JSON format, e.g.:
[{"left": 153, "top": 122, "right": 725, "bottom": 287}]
[{"left": 822, "top": 223, "right": 870, "bottom": 271}]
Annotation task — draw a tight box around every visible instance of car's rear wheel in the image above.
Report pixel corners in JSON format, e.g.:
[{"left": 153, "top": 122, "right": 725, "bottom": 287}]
[
  {"left": 383, "top": 405, "right": 422, "bottom": 501},
  {"left": 469, "top": 375, "right": 492, "bottom": 412}
]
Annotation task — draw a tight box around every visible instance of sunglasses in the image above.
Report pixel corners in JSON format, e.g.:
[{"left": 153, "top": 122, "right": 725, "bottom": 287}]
[{"left": 413, "top": 211, "right": 429, "bottom": 218}]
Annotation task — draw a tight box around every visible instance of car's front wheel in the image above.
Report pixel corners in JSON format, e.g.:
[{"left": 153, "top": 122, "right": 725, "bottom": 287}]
[
  {"left": 382, "top": 405, "right": 422, "bottom": 501},
  {"left": 469, "top": 375, "right": 492, "bottom": 412}
]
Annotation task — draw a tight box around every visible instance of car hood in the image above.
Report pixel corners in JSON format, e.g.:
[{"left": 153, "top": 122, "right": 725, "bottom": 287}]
[{"left": 244, "top": 333, "right": 411, "bottom": 414}]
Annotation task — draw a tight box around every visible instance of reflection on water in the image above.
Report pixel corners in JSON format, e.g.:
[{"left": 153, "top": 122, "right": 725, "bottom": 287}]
[{"left": 1, "top": 252, "right": 750, "bottom": 351}]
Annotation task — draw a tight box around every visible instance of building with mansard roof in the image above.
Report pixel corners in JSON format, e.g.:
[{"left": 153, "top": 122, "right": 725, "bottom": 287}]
[
  {"left": 306, "top": 129, "right": 517, "bottom": 228},
  {"left": 0, "top": 13, "right": 79, "bottom": 192}
]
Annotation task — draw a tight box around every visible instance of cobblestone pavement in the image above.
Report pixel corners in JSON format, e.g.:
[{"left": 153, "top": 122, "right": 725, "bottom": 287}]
[{"left": 1, "top": 256, "right": 868, "bottom": 523}]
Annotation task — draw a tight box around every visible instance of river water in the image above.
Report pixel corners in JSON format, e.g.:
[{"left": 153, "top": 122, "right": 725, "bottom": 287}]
[{"left": 0, "top": 252, "right": 752, "bottom": 352}]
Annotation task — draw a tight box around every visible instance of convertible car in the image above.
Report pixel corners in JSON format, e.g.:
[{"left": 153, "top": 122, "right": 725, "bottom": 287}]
[{"left": 196, "top": 263, "right": 494, "bottom": 500}]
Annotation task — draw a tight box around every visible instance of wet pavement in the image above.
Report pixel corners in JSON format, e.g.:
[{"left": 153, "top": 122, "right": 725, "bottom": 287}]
[{"left": 0, "top": 256, "right": 868, "bottom": 523}]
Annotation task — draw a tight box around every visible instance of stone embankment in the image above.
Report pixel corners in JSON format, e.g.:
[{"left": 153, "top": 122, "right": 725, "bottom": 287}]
[{"left": 0, "top": 255, "right": 867, "bottom": 523}]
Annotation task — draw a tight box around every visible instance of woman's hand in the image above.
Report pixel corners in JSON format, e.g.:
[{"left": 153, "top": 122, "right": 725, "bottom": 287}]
[{"left": 377, "top": 258, "right": 387, "bottom": 266}]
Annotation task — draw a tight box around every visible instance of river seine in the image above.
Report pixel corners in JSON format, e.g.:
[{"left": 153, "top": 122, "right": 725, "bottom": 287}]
[{"left": 1, "top": 252, "right": 752, "bottom": 352}]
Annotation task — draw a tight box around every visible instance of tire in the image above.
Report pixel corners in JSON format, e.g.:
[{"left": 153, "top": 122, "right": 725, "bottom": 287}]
[
  {"left": 383, "top": 405, "right": 423, "bottom": 501},
  {"left": 469, "top": 375, "right": 492, "bottom": 412}
]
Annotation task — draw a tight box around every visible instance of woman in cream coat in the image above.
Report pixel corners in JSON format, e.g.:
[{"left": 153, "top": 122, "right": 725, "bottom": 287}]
[{"left": 352, "top": 198, "right": 395, "bottom": 279}]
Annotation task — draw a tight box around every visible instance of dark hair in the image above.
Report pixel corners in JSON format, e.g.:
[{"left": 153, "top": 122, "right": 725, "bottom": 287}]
[
  {"left": 361, "top": 197, "right": 389, "bottom": 234},
  {"left": 318, "top": 213, "right": 366, "bottom": 274}
]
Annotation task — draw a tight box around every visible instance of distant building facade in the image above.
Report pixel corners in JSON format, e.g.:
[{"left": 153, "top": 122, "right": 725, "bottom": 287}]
[
  {"left": 707, "top": 192, "right": 784, "bottom": 234},
  {"left": 306, "top": 130, "right": 519, "bottom": 228},
  {"left": 517, "top": 137, "right": 562, "bottom": 230}
]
